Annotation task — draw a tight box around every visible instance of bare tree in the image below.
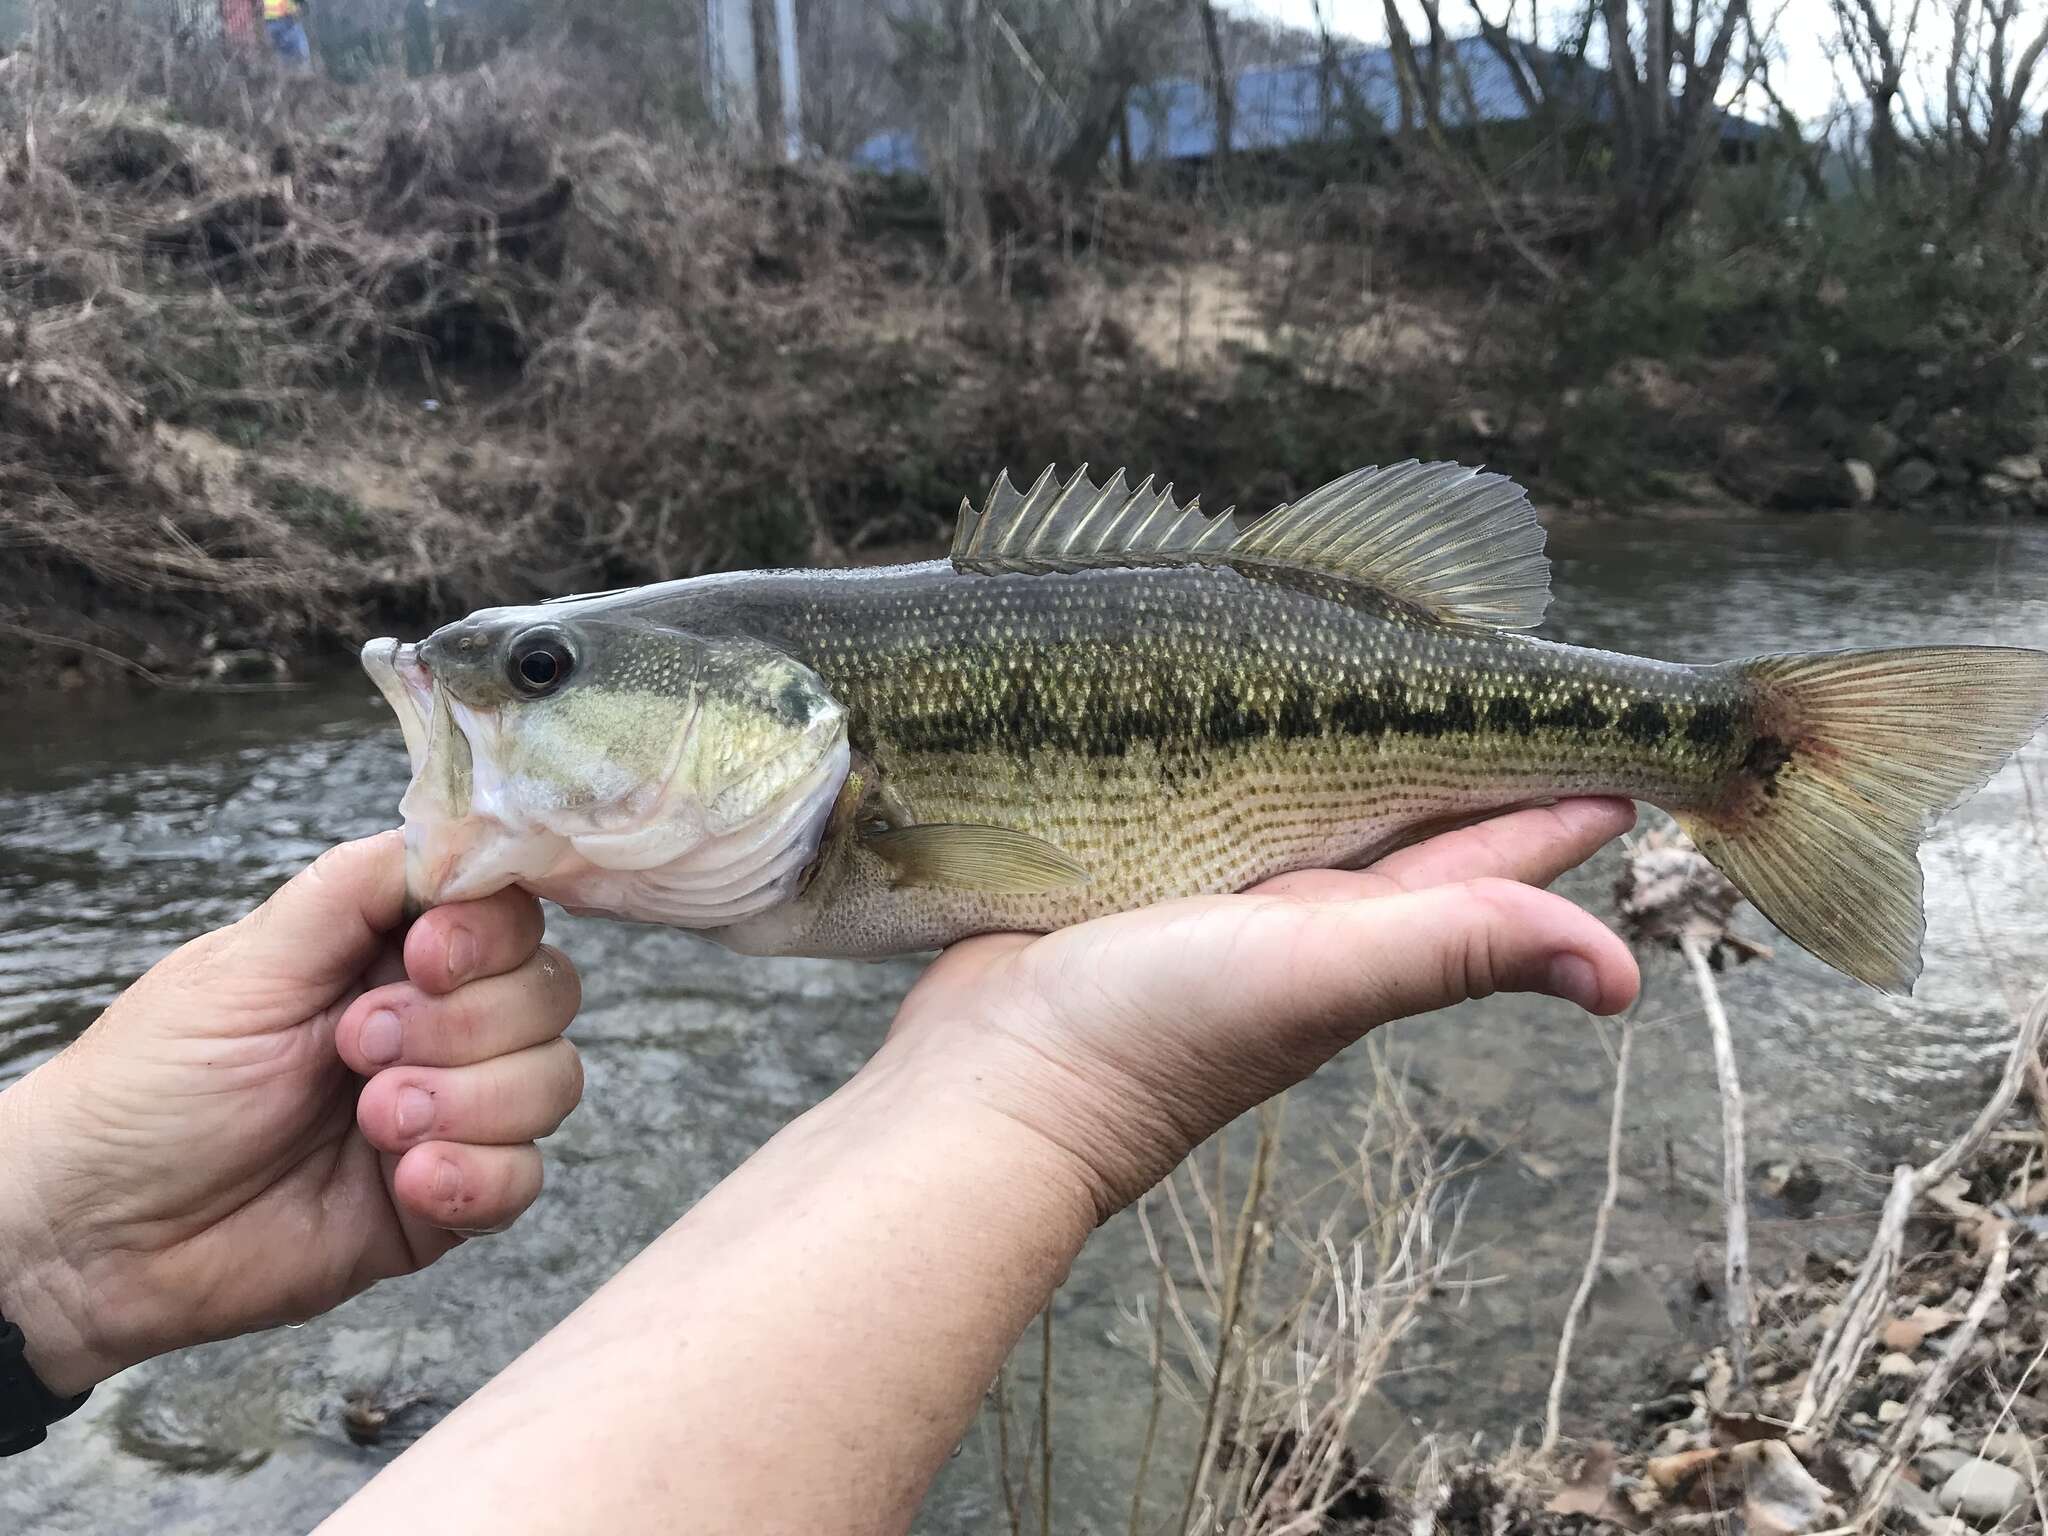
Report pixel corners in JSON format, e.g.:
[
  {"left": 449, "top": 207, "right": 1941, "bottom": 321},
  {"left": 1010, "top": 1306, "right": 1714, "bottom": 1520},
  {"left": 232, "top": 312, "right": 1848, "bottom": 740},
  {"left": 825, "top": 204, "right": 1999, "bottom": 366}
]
[
  {"left": 945, "top": 0, "right": 992, "bottom": 277},
  {"left": 1190, "top": 0, "right": 1233, "bottom": 166},
  {"left": 1828, "top": 0, "right": 1924, "bottom": 191},
  {"left": 1049, "top": 0, "right": 1180, "bottom": 186},
  {"left": 1600, "top": 0, "right": 1754, "bottom": 242},
  {"left": 1942, "top": 0, "right": 2048, "bottom": 215}
]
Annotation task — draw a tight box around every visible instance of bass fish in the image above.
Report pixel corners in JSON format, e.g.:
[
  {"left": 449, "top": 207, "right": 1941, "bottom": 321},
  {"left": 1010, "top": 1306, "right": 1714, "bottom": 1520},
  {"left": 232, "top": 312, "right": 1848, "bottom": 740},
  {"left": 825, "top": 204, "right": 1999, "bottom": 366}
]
[{"left": 363, "top": 462, "right": 2048, "bottom": 992}]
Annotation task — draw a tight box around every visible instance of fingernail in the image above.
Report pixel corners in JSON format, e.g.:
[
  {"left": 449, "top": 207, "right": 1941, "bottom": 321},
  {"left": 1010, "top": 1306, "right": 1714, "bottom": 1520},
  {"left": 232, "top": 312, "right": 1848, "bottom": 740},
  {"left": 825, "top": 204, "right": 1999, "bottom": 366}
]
[
  {"left": 447, "top": 928, "right": 478, "bottom": 985},
  {"left": 432, "top": 1158, "right": 460, "bottom": 1203},
  {"left": 395, "top": 1087, "right": 434, "bottom": 1139},
  {"left": 1547, "top": 954, "right": 1603, "bottom": 1012},
  {"left": 359, "top": 1009, "right": 402, "bottom": 1066}
]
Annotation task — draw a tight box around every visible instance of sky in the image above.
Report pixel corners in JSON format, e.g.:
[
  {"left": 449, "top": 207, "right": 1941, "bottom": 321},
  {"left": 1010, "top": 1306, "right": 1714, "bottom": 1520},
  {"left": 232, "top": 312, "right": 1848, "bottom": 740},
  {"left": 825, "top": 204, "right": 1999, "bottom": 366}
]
[{"left": 1237, "top": 0, "right": 1856, "bottom": 125}]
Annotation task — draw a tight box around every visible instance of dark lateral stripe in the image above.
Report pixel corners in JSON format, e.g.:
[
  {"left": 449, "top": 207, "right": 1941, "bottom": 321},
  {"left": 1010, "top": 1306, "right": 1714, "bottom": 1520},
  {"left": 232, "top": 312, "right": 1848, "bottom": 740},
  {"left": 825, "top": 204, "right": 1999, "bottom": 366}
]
[
  {"left": 880, "top": 671, "right": 1704, "bottom": 758},
  {"left": 1616, "top": 700, "right": 1671, "bottom": 745}
]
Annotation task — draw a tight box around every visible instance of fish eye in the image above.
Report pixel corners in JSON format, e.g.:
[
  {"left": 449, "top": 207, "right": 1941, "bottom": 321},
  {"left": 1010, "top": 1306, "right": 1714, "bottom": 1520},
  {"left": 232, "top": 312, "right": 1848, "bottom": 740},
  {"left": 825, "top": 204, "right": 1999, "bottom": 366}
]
[{"left": 508, "top": 630, "right": 574, "bottom": 697}]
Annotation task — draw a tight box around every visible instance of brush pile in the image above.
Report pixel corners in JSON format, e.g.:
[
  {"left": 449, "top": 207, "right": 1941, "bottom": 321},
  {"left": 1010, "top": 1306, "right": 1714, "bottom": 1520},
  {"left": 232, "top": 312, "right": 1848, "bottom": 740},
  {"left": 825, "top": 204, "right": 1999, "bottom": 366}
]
[{"left": 0, "top": 57, "right": 949, "bottom": 679}]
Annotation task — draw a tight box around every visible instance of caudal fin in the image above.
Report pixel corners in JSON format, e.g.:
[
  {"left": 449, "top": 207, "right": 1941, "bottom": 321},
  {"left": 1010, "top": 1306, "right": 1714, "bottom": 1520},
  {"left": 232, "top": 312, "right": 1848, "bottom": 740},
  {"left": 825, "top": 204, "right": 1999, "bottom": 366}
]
[{"left": 1678, "top": 647, "right": 2048, "bottom": 995}]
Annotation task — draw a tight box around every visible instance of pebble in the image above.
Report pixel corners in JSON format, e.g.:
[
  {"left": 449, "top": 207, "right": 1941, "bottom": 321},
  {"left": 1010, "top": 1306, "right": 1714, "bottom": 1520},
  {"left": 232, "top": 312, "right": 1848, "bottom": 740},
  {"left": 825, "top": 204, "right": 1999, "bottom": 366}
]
[
  {"left": 1879, "top": 1400, "right": 1908, "bottom": 1424},
  {"left": 1918, "top": 1447, "right": 1973, "bottom": 1483},
  {"left": 1878, "top": 1351, "right": 1920, "bottom": 1377},
  {"left": 1937, "top": 1458, "right": 2027, "bottom": 1522},
  {"left": 1979, "top": 1430, "right": 2036, "bottom": 1467}
]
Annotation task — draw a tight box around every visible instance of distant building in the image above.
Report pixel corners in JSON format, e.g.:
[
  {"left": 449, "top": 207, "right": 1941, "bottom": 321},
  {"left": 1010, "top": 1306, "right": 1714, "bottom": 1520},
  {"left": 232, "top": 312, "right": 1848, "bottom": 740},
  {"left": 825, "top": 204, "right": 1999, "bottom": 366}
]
[{"left": 853, "top": 36, "right": 1764, "bottom": 175}]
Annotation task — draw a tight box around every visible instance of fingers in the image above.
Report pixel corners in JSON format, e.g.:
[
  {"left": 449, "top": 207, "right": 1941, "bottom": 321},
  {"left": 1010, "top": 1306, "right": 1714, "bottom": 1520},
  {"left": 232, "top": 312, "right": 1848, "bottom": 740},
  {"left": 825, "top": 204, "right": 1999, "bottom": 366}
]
[
  {"left": 337, "top": 944, "right": 580, "bottom": 1072},
  {"left": 1368, "top": 799, "right": 1638, "bottom": 892},
  {"left": 390, "top": 1142, "right": 545, "bottom": 1236},
  {"left": 356, "top": 1039, "right": 584, "bottom": 1154},
  {"left": 403, "top": 888, "right": 547, "bottom": 996},
  {"left": 231, "top": 831, "right": 407, "bottom": 991},
  {"left": 1254, "top": 799, "right": 1637, "bottom": 903}
]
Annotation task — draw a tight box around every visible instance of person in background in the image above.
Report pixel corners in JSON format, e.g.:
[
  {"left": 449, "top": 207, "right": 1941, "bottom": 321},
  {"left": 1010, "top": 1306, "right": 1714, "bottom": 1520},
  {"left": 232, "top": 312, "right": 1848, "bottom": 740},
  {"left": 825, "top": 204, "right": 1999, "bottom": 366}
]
[{"left": 264, "top": 0, "right": 311, "bottom": 67}]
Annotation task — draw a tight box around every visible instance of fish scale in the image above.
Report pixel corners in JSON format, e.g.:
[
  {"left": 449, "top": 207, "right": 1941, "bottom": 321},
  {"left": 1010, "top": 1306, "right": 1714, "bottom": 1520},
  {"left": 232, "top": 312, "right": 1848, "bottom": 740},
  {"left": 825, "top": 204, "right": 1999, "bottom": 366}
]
[
  {"left": 661, "top": 560, "right": 1750, "bottom": 955},
  {"left": 366, "top": 460, "right": 2048, "bottom": 993}
]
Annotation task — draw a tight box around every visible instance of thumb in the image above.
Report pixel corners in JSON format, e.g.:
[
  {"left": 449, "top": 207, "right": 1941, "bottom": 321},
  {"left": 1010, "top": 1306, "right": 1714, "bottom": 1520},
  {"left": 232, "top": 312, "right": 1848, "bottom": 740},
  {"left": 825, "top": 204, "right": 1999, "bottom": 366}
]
[
  {"left": 1234, "top": 876, "right": 1638, "bottom": 1065},
  {"left": 1054, "top": 877, "right": 1639, "bottom": 1127},
  {"left": 230, "top": 831, "right": 408, "bottom": 990}
]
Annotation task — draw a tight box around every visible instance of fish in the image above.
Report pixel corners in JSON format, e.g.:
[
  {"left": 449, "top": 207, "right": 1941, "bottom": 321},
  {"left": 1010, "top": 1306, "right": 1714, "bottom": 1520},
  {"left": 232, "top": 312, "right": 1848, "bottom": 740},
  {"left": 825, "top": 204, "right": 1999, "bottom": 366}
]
[{"left": 362, "top": 461, "right": 2048, "bottom": 993}]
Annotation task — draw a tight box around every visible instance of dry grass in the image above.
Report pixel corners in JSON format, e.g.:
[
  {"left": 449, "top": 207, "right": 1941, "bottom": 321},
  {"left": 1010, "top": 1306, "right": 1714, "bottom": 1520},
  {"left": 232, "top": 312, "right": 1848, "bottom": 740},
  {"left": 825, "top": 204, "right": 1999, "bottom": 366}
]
[{"left": 1, "top": 35, "right": 1541, "bottom": 687}]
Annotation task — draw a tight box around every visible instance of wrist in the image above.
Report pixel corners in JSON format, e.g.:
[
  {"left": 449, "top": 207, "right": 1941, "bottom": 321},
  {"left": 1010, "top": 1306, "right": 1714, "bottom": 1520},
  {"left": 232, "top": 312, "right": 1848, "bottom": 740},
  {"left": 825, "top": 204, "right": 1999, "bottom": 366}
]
[
  {"left": 855, "top": 1023, "right": 1156, "bottom": 1230},
  {"left": 0, "top": 1065, "right": 135, "bottom": 1397}
]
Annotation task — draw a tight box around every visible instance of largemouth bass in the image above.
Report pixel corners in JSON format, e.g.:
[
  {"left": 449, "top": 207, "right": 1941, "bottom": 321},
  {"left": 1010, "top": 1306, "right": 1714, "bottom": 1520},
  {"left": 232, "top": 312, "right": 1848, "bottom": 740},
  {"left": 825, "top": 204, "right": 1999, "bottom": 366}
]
[{"left": 363, "top": 462, "right": 2048, "bottom": 992}]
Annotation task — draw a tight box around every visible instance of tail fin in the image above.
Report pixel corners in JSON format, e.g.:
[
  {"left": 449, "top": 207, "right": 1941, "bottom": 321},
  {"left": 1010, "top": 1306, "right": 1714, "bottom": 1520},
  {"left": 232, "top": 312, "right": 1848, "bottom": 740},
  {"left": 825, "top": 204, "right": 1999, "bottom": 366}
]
[{"left": 1678, "top": 647, "right": 2048, "bottom": 995}]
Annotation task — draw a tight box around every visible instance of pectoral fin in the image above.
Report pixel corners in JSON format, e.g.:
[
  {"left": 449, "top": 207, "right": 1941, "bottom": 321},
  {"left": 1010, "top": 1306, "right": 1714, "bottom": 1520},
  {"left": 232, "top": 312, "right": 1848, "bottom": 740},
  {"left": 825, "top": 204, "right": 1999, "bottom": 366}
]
[{"left": 863, "top": 823, "right": 1092, "bottom": 893}]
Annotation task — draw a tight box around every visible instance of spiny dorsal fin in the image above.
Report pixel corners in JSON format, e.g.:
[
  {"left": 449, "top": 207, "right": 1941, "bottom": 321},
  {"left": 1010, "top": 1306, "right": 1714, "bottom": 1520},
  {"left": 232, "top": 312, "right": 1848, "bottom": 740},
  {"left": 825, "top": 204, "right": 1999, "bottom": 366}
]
[{"left": 950, "top": 461, "right": 1551, "bottom": 631}]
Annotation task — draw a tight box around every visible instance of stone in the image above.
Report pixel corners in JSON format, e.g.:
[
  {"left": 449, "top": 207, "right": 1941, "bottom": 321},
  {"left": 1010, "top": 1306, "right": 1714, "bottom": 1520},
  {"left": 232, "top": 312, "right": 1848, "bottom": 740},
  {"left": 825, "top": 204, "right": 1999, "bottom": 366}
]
[
  {"left": 1919, "top": 1447, "right": 1973, "bottom": 1483},
  {"left": 1937, "top": 1458, "right": 2027, "bottom": 1522},
  {"left": 1996, "top": 453, "right": 2042, "bottom": 481},
  {"left": 1879, "top": 1399, "right": 1908, "bottom": 1423},
  {"left": 1920, "top": 1414, "right": 1957, "bottom": 1448},
  {"left": 1859, "top": 422, "right": 1905, "bottom": 470},
  {"left": 1891, "top": 457, "right": 1940, "bottom": 499},
  {"left": 1887, "top": 393, "right": 1921, "bottom": 431},
  {"left": 1980, "top": 1430, "right": 2036, "bottom": 1467},
  {"left": 1878, "top": 1351, "right": 1920, "bottom": 1377},
  {"left": 1844, "top": 458, "right": 1878, "bottom": 503},
  {"left": 1808, "top": 403, "right": 1854, "bottom": 448},
  {"left": 2030, "top": 479, "right": 2048, "bottom": 511},
  {"left": 1980, "top": 472, "right": 2023, "bottom": 500}
]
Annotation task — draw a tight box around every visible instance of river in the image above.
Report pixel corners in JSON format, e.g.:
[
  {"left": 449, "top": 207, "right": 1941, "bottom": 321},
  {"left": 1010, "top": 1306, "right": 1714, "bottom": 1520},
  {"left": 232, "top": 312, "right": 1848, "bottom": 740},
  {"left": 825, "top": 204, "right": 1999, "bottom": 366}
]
[{"left": 4, "top": 512, "right": 2046, "bottom": 1533}]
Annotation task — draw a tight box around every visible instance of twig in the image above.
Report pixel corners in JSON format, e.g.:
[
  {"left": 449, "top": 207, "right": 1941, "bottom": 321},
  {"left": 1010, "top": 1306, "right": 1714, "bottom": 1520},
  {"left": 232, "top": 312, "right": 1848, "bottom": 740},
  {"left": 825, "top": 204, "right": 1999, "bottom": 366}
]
[
  {"left": 1797, "top": 987, "right": 2048, "bottom": 1432},
  {"left": 1038, "top": 1308, "right": 1053, "bottom": 1536},
  {"left": 1409, "top": 1436, "right": 1446, "bottom": 1536},
  {"left": 1176, "top": 1112, "right": 1277, "bottom": 1535},
  {"left": 992, "top": 1365, "right": 1022, "bottom": 1536},
  {"left": 1681, "top": 932, "right": 1752, "bottom": 1389},
  {"left": 1542, "top": 1011, "right": 1634, "bottom": 1454},
  {"left": 1852, "top": 1228, "right": 2010, "bottom": 1525},
  {"left": 1126, "top": 1260, "right": 1169, "bottom": 1536}
]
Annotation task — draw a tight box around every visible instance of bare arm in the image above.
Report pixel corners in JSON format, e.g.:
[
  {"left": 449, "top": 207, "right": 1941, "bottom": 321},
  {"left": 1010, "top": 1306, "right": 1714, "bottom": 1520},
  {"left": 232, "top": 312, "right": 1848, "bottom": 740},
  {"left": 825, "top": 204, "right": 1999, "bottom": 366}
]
[{"left": 318, "top": 800, "right": 1638, "bottom": 1536}]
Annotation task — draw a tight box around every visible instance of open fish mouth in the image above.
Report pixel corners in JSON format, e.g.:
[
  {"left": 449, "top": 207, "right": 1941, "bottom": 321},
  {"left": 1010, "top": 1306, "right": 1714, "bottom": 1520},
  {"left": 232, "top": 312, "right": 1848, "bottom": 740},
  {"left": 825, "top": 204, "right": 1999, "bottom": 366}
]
[
  {"left": 363, "top": 636, "right": 549, "bottom": 911},
  {"left": 361, "top": 639, "right": 436, "bottom": 777}
]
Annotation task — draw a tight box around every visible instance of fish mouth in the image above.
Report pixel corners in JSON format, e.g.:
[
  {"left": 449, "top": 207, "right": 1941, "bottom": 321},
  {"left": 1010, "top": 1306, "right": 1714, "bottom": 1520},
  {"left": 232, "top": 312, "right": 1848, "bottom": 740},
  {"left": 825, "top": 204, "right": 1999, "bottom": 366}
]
[
  {"left": 361, "top": 638, "right": 436, "bottom": 775},
  {"left": 363, "top": 637, "right": 546, "bottom": 912}
]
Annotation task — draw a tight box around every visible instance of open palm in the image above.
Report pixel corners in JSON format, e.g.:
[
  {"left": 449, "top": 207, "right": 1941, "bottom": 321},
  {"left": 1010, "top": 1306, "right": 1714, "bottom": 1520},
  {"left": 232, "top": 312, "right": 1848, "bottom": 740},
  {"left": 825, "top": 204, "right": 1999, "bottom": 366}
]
[{"left": 889, "top": 799, "right": 1642, "bottom": 1219}]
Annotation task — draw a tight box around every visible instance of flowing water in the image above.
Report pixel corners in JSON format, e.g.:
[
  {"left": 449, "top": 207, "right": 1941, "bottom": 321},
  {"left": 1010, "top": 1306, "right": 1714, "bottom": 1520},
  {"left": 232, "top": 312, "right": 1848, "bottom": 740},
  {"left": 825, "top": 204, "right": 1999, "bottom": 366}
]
[{"left": 4, "top": 513, "right": 2047, "bottom": 1533}]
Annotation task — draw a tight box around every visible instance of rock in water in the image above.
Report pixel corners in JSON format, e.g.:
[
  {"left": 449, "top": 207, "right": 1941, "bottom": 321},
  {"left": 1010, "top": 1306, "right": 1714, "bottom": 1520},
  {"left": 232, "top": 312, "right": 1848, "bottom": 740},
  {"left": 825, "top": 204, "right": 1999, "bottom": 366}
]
[
  {"left": 1844, "top": 457, "right": 1878, "bottom": 503},
  {"left": 1890, "top": 457, "right": 1940, "bottom": 499}
]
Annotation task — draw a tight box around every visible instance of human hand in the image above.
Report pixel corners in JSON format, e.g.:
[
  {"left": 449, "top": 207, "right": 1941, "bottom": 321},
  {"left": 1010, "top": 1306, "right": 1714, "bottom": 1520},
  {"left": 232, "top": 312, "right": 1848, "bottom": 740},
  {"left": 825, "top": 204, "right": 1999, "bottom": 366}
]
[
  {"left": 885, "top": 799, "right": 1640, "bottom": 1222},
  {"left": 0, "top": 831, "right": 582, "bottom": 1398}
]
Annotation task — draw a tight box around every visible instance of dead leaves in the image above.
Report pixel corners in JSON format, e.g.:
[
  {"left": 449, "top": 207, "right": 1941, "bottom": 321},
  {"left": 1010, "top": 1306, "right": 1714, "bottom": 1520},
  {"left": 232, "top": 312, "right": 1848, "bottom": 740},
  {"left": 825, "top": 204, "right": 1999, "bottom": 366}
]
[
  {"left": 1612, "top": 825, "right": 1772, "bottom": 966},
  {"left": 1882, "top": 1306, "right": 1962, "bottom": 1354},
  {"left": 1644, "top": 1440, "right": 1837, "bottom": 1533},
  {"left": 1547, "top": 1443, "right": 1637, "bottom": 1524}
]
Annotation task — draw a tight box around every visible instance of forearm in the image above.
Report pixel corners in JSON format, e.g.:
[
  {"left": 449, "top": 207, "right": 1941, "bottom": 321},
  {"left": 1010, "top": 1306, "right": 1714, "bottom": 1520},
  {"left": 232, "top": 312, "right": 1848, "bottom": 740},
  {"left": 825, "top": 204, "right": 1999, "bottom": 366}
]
[{"left": 319, "top": 1040, "right": 1099, "bottom": 1536}]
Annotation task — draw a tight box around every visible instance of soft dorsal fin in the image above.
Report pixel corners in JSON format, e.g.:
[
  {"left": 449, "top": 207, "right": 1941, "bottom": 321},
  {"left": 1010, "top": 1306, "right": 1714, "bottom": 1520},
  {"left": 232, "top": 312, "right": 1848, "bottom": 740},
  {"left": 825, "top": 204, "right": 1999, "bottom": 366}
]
[{"left": 950, "top": 461, "right": 1551, "bottom": 631}]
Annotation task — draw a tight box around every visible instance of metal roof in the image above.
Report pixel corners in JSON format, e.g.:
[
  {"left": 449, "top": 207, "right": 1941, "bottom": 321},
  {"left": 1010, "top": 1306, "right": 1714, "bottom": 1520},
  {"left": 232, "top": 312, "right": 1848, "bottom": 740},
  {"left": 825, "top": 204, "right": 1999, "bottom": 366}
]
[{"left": 852, "top": 37, "right": 1763, "bottom": 173}]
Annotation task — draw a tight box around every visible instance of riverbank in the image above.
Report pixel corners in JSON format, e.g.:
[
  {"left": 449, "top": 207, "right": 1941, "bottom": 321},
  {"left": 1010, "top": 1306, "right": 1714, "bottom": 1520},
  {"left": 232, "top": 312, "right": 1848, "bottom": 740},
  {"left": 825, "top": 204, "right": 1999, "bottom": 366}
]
[
  {"left": 1426, "top": 1008, "right": 2048, "bottom": 1536},
  {"left": 6, "top": 52, "right": 2047, "bottom": 689}
]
